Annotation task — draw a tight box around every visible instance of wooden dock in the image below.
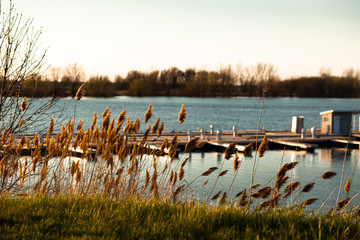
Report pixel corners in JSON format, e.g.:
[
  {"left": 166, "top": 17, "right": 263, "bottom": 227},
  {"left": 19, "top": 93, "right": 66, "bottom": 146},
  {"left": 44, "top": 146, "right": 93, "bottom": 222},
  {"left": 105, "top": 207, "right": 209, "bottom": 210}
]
[{"left": 4, "top": 129, "right": 360, "bottom": 158}]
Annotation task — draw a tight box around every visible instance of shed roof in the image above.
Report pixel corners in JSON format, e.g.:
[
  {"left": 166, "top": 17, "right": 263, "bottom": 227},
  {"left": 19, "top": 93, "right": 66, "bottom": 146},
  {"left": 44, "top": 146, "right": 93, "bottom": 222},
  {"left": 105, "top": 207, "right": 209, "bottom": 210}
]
[{"left": 320, "top": 110, "right": 360, "bottom": 115}]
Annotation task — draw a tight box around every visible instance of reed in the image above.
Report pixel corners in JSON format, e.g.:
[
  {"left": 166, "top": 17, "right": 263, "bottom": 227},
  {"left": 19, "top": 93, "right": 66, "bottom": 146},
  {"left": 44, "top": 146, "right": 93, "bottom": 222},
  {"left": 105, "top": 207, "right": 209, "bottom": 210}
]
[{"left": 0, "top": 103, "right": 358, "bottom": 221}]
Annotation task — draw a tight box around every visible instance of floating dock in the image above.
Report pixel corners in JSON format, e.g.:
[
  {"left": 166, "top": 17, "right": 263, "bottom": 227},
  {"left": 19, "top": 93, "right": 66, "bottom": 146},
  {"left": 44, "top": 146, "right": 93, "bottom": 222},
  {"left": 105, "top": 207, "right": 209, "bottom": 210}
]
[{"left": 4, "top": 129, "right": 360, "bottom": 159}]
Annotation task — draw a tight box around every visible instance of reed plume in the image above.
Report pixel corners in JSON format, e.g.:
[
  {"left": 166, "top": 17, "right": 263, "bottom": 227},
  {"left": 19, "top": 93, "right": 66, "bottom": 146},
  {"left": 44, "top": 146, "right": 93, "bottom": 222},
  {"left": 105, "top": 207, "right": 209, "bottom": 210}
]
[
  {"left": 211, "top": 190, "right": 222, "bottom": 201},
  {"left": 201, "top": 167, "right": 218, "bottom": 176},
  {"left": 219, "top": 191, "right": 227, "bottom": 205},
  {"left": 321, "top": 171, "right": 337, "bottom": 180},
  {"left": 75, "top": 83, "right": 85, "bottom": 100},
  {"left": 224, "top": 143, "right": 236, "bottom": 160},
  {"left": 178, "top": 104, "right": 187, "bottom": 124},
  {"left": 301, "top": 182, "right": 315, "bottom": 193},
  {"left": 185, "top": 137, "right": 199, "bottom": 152},
  {"left": 233, "top": 154, "right": 240, "bottom": 171},
  {"left": 244, "top": 143, "right": 252, "bottom": 156},
  {"left": 20, "top": 97, "right": 27, "bottom": 111},
  {"left": 218, "top": 170, "right": 228, "bottom": 177},
  {"left": 300, "top": 198, "right": 318, "bottom": 208},
  {"left": 344, "top": 177, "right": 351, "bottom": 194},
  {"left": 144, "top": 104, "right": 152, "bottom": 124},
  {"left": 277, "top": 162, "right": 299, "bottom": 178},
  {"left": 152, "top": 117, "right": 160, "bottom": 134},
  {"left": 284, "top": 181, "right": 300, "bottom": 193},
  {"left": 132, "top": 118, "right": 140, "bottom": 134},
  {"left": 258, "top": 137, "right": 268, "bottom": 158},
  {"left": 48, "top": 117, "right": 54, "bottom": 135},
  {"left": 18, "top": 118, "right": 23, "bottom": 130},
  {"left": 179, "top": 166, "right": 185, "bottom": 181},
  {"left": 157, "top": 122, "right": 165, "bottom": 137},
  {"left": 337, "top": 197, "right": 350, "bottom": 210}
]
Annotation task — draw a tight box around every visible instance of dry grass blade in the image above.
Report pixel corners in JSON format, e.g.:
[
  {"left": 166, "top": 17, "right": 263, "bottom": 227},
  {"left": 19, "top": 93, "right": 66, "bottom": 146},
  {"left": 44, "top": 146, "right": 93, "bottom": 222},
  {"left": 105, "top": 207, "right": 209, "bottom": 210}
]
[
  {"left": 185, "top": 137, "right": 200, "bottom": 152},
  {"left": 337, "top": 197, "right": 350, "bottom": 210},
  {"left": 258, "top": 137, "right": 268, "bottom": 158},
  {"left": 201, "top": 167, "right": 218, "bottom": 176},
  {"left": 144, "top": 104, "right": 152, "bottom": 124},
  {"left": 344, "top": 177, "right": 351, "bottom": 194},
  {"left": 178, "top": 104, "right": 187, "bottom": 124},
  {"left": 301, "top": 182, "right": 315, "bottom": 193},
  {"left": 211, "top": 190, "right": 222, "bottom": 201},
  {"left": 301, "top": 198, "right": 318, "bottom": 208},
  {"left": 321, "top": 171, "right": 337, "bottom": 180},
  {"left": 224, "top": 143, "right": 236, "bottom": 160}
]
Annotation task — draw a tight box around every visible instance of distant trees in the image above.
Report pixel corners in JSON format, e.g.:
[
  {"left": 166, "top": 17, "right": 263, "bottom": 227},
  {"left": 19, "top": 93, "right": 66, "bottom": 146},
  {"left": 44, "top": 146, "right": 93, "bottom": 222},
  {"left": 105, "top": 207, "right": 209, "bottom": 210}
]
[
  {"left": 20, "top": 63, "right": 360, "bottom": 98},
  {"left": 86, "top": 75, "right": 115, "bottom": 97}
]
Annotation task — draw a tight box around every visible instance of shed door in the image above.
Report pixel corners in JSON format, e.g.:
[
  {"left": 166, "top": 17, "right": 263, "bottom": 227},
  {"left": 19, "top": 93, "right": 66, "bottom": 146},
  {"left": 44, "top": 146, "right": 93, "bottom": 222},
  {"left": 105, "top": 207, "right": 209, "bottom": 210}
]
[{"left": 333, "top": 116, "right": 340, "bottom": 134}]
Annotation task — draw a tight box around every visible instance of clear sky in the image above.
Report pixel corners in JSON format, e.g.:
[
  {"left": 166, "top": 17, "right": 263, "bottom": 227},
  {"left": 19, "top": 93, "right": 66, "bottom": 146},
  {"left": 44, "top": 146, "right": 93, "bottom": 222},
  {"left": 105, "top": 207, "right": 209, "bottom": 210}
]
[{"left": 5, "top": 0, "right": 360, "bottom": 79}]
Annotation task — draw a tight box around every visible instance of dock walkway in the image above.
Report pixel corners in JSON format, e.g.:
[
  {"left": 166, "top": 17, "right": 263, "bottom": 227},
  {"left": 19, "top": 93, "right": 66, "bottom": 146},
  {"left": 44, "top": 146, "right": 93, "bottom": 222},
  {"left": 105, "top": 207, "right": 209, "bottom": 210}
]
[{"left": 5, "top": 129, "right": 360, "bottom": 158}]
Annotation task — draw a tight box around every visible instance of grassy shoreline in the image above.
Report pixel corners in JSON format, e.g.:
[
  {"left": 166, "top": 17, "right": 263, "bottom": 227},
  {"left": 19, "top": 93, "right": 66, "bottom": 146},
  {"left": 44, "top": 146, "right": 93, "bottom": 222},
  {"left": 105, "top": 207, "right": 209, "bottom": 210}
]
[{"left": 0, "top": 195, "right": 359, "bottom": 239}]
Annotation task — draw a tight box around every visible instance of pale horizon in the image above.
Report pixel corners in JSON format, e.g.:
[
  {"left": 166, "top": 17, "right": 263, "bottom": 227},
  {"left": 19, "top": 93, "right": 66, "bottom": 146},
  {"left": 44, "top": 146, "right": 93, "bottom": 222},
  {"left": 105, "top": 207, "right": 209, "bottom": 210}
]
[{"left": 6, "top": 0, "right": 360, "bottom": 80}]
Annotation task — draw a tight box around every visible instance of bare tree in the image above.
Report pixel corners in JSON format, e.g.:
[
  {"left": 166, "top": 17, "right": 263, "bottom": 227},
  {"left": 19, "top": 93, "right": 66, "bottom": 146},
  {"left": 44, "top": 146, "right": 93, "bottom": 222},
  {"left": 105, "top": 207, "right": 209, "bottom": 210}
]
[
  {"left": 0, "top": 1, "right": 61, "bottom": 134},
  {"left": 64, "top": 63, "right": 85, "bottom": 98},
  {"left": 240, "top": 63, "right": 279, "bottom": 96}
]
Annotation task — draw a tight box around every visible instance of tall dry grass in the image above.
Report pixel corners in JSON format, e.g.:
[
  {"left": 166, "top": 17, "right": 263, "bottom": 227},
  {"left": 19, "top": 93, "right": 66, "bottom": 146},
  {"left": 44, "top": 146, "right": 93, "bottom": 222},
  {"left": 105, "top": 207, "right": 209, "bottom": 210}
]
[{"left": 0, "top": 101, "right": 358, "bottom": 215}]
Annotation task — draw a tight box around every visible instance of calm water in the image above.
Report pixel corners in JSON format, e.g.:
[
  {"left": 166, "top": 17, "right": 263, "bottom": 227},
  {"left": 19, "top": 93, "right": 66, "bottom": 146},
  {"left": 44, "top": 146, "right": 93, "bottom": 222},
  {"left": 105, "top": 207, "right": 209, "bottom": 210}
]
[
  {"left": 55, "top": 96, "right": 360, "bottom": 132},
  {"left": 36, "top": 97, "right": 360, "bottom": 209}
]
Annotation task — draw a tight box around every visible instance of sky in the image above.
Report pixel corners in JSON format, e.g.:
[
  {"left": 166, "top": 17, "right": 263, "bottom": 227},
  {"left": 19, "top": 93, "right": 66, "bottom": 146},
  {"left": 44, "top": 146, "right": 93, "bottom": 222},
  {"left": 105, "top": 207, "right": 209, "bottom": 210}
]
[{"left": 3, "top": 0, "right": 360, "bottom": 79}]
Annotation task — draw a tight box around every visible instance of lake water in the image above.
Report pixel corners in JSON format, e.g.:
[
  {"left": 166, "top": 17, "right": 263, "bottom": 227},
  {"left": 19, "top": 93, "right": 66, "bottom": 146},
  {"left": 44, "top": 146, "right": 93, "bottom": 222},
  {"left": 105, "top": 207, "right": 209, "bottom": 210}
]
[{"left": 36, "top": 97, "right": 360, "bottom": 210}]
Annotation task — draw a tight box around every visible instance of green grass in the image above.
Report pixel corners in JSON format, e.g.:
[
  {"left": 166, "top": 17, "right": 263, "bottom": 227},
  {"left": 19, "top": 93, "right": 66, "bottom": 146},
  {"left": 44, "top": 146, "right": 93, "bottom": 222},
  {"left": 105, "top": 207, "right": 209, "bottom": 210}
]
[{"left": 0, "top": 195, "right": 359, "bottom": 239}]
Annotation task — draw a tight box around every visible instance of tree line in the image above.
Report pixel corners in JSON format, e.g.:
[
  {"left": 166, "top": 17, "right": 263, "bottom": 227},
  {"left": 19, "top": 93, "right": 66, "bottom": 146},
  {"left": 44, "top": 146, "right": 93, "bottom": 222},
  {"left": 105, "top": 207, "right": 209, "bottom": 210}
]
[{"left": 20, "top": 63, "right": 360, "bottom": 98}]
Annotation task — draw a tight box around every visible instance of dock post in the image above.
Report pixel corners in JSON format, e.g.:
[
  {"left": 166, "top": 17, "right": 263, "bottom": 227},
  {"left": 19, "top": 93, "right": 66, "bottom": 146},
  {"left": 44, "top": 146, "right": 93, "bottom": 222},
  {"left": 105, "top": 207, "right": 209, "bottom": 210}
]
[
  {"left": 301, "top": 128, "right": 306, "bottom": 139},
  {"left": 210, "top": 124, "right": 214, "bottom": 134},
  {"left": 232, "top": 125, "right": 237, "bottom": 137},
  {"left": 311, "top": 127, "right": 316, "bottom": 139},
  {"left": 200, "top": 128, "right": 205, "bottom": 140},
  {"left": 39, "top": 132, "right": 44, "bottom": 145},
  {"left": 187, "top": 130, "right": 192, "bottom": 141},
  {"left": 216, "top": 130, "right": 222, "bottom": 141}
]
